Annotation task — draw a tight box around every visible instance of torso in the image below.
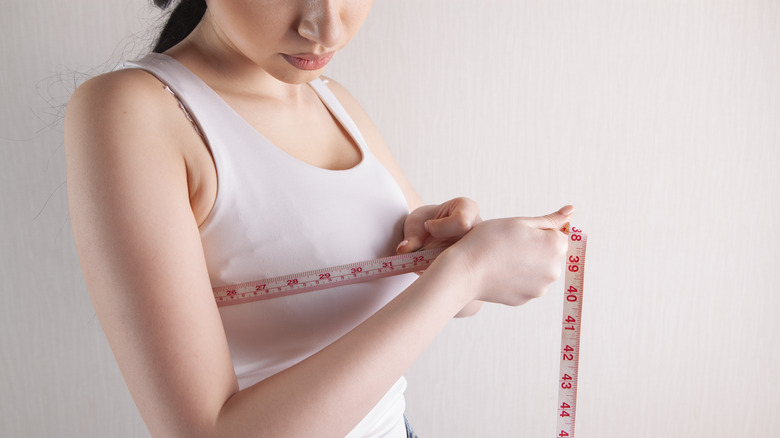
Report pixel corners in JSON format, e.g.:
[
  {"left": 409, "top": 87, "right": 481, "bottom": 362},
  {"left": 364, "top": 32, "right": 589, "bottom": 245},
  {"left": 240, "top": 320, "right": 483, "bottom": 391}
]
[
  {"left": 137, "top": 55, "right": 378, "bottom": 226},
  {"left": 68, "top": 52, "right": 419, "bottom": 437}
]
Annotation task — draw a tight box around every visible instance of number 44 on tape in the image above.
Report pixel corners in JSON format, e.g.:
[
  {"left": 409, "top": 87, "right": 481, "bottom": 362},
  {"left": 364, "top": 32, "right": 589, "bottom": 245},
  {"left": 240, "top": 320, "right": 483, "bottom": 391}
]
[
  {"left": 211, "top": 225, "right": 588, "bottom": 437},
  {"left": 557, "top": 227, "right": 586, "bottom": 437}
]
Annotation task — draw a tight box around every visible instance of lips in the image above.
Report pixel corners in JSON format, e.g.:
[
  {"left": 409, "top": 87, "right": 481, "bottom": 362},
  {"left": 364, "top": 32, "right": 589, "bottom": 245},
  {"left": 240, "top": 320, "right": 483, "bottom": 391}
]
[{"left": 282, "top": 52, "right": 334, "bottom": 71}]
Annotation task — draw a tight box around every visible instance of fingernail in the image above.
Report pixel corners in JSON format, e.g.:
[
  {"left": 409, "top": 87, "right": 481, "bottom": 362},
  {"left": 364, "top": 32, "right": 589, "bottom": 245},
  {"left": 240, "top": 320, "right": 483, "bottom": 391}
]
[
  {"left": 560, "top": 205, "right": 575, "bottom": 215},
  {"left": 424, "top": 221, "right": 430, "bottom": 233},
  {"left": 396, "top": 240, "right": 409, "bottom": 252}
]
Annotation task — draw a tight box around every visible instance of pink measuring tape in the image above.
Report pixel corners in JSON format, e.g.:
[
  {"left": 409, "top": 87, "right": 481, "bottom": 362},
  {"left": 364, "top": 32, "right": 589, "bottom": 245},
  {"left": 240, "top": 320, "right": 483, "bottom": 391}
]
[
  {"left": 212, "top": 227, "right": 587, "bottom": 436},
  {"left": 212, "top": 248, "right": 444, "bottom": 306},
  {"left": 557, "top": 226, "right": 587, "bottom": 437}
]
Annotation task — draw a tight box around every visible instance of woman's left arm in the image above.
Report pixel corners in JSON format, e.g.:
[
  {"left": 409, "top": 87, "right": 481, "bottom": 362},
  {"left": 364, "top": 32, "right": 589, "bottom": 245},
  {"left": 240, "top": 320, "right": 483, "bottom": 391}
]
[{"left": 325, "top": 78, "right": 483, "bottom": 317}]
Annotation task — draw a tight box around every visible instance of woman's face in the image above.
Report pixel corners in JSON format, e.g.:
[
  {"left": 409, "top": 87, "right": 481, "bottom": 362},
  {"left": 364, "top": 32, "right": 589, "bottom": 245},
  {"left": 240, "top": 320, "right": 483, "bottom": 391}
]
[{"left": 203, "top": 0, "right": 374, "bottom": 83}]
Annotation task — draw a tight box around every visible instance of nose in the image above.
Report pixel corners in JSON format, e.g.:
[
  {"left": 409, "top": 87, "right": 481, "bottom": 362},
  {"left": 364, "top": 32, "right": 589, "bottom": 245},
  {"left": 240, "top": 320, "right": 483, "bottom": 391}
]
[{"left": 297, "top": 1, "right": 343, "bottom": 49}]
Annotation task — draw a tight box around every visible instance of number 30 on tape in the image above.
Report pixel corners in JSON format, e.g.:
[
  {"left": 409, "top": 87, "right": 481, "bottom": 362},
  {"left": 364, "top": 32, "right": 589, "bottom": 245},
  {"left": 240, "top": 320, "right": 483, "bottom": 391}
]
[{"left": 211, "top": 225, "right": 588, "bottom": 436}]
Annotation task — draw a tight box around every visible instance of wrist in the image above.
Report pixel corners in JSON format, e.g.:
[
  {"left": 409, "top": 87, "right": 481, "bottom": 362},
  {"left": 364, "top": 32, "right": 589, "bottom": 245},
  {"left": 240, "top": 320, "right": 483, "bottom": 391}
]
[{"left": 428, "top": 246, "right": 481, "bottom": 305}]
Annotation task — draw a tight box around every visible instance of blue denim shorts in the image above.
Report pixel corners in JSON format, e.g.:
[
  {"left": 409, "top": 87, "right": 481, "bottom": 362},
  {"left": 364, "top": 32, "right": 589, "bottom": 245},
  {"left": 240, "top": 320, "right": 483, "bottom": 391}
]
[{"left": 404, "top": 414, "right": 420, "bottom": 438}]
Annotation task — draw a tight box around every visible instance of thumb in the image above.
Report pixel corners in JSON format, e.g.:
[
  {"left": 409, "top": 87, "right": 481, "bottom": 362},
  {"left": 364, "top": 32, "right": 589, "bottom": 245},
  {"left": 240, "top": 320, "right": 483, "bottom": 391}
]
[
  {"left": 523, "top": 205, "right": 575, "bottom": 231},
  {"left": 424, "top": 211, "right": 481, "bottom": 238},
  {"left": 397, "top": 221, "right": 429, "bottom": 254}
]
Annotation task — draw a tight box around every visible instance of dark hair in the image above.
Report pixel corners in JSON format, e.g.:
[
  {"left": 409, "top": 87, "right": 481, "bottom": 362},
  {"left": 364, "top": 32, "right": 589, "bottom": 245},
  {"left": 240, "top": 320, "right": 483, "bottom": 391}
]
[{"left": 152, "top": 0, "right": 208, "bottom": 53}]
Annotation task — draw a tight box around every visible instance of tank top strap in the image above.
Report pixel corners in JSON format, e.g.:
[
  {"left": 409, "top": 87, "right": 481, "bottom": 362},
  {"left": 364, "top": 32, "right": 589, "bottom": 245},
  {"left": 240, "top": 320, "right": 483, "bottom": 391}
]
[
  {"left": 123, "top": 53, "right": 371, "bottom": 162},
  {"left": 121, "top": 53, "right": 238, "bottom": 137},
  {"left": 307, "top": 78, "right": 369, "bottom": 150}
]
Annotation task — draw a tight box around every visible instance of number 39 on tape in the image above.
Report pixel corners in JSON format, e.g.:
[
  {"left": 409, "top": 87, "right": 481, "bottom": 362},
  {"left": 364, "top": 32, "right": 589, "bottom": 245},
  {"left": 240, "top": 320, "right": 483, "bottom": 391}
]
[
  {"left": 211, "top": 224, "right": 588, "bottom": 437},
  {"left": 556, "top": 227, "right": 587, "bottom": 437}
]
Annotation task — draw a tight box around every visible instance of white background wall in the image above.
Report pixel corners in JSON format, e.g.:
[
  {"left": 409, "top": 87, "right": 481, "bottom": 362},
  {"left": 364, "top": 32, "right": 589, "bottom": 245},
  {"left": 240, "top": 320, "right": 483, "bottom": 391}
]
[{"left": 2, "top": 1, "right": 778, "bottom": 437}]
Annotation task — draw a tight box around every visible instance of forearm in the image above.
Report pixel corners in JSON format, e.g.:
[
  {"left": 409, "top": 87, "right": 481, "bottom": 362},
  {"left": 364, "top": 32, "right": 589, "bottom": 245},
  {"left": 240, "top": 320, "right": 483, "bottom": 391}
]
[{"left": 213, "top": 249, "right": 473, "bottom": 438}]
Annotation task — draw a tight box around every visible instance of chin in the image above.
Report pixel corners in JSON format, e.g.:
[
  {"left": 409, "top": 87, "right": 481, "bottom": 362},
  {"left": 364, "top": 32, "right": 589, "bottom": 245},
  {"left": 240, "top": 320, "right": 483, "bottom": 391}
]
[{"left": 273, "top": 68, "right": 326, "bottom": 85}]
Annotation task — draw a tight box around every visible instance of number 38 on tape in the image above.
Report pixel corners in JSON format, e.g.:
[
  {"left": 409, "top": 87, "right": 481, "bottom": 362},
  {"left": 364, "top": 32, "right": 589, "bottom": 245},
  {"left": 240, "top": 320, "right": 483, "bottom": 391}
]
[
  {"left": 210, "top": 225, "right": 588, "bottom": 437},
  {"left": 557, "top": 227, "right": 587, "bottom": 437}
]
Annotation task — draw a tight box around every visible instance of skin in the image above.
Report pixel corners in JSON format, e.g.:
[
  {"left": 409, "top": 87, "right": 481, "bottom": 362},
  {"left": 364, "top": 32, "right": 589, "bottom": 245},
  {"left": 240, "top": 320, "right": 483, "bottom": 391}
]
[{"left": 64, "top": 1, "right": 573, "bottom": 436}]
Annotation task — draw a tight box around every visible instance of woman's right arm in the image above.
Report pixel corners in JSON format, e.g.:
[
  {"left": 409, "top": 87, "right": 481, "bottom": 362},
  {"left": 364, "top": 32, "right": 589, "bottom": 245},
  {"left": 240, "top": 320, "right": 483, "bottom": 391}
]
[
  {"left": 66, "top": 71, "right": 571, "bottom": 438},
  {"left": 65, "top": 70, "right": 241, "bottom": 435}
]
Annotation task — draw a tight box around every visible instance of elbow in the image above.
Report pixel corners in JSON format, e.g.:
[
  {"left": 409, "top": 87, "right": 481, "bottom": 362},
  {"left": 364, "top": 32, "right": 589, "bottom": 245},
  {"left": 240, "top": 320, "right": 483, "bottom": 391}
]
[{"left": 455, "top": 300, "right": 483, "bottom": 318}]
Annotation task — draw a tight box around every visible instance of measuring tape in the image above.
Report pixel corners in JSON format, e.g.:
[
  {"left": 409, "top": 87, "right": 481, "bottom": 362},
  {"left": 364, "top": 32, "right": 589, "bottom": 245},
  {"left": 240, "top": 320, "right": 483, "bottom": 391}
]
[
  {"left": 212, "top": 228, "right": 587, "bottom": 436},
  {"left": 557, "top": 226, "right": 587, "bottom": 437},
  {"left": 212, "top": 248, "right": 444, "bottom": 306}
]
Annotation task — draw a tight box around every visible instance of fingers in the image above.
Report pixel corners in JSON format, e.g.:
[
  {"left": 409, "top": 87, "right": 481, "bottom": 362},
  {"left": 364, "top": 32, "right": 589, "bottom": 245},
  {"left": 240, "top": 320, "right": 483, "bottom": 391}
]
[
  {"left": 397, "top": 199, "right": 481, "bottom": 254},
  {"left": 396, "top": 238, "right": 421, "bottom": 254},
  {"left": 396, "top": 234, "right": 425, "bottom": 254},
  {"left": 426, "top": 197, "right": 481, "bottom": 238},
  {"left": 398, "top": 201, "right": 572, "bottom": 256},
  {"left": 522, "top": 205, "right": 575, "bottom": 232},
  {"left": 397, "top": 209, "right": 430, "bottom": 254},
  {"left": 425, "top": 210, "right": 480, "bottom": 238}
]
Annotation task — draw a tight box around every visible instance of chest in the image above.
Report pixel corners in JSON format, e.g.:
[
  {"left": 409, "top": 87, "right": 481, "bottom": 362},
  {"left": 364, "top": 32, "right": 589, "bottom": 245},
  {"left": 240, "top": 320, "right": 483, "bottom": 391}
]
[{"left": 220, "top": 90, "right": 363, "bottom": 171}]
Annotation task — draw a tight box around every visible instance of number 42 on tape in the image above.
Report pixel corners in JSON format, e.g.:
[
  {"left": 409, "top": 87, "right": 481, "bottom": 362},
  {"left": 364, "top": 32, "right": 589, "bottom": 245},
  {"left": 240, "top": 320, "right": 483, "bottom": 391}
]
[{"left": 211, "top": 227, "right": 588, "bottom": 437}]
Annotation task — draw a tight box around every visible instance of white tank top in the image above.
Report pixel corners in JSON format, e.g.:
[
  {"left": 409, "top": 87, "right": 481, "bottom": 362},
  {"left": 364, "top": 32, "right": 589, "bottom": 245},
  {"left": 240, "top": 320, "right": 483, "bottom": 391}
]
[{"left": 124, "top": 53, "right": 416, "bottom": 438}]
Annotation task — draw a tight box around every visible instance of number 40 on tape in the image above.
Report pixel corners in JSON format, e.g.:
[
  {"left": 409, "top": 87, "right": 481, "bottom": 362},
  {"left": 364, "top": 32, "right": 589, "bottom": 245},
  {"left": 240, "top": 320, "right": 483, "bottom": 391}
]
[
  {"left": 211, "top": 225, "right": 588, "bottom": 437},
  {"left": 556, "top": 227, "right": 587, "bottom": 437}
]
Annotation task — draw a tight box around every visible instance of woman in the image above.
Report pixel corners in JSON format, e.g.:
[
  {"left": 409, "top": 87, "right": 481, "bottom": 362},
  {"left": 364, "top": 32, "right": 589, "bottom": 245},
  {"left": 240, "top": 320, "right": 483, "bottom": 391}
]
[{"left": 64, "top": 0, "right": 572, "bottom": 436}]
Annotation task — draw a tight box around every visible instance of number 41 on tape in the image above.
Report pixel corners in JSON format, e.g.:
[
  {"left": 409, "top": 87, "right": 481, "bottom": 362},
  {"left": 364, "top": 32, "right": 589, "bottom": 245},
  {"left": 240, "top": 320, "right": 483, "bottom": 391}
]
[{"left": 556, "top": 227, "right": 586, "bottom": 437}]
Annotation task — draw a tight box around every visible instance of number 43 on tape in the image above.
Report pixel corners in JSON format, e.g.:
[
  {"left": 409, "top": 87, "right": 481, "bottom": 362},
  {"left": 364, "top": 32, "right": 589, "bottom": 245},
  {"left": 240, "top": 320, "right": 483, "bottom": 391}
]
[
  {"left": 211, "top": 226, "right": 588, "bottom": 437},
  {"left": 557, "top": 226, "right": 587, "bottom": 437}
]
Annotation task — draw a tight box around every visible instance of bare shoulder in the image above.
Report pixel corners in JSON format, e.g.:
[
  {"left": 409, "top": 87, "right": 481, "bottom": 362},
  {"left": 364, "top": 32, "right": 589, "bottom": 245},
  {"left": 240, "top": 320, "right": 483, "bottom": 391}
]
[
  {"left": 64, "top": 67, "right": 208, "bottom": 189},
  {"left": 65, "top": 66, "right": 216, "bottom": 224},
  {"left": 65, "top": 68, "right": 185, "bottom": 152},
  {"left": 64, "top": 67, "right": 194, "bottom": 230},
  {"left": 67, "top": 68, "right": 173, "bottom": 121}
]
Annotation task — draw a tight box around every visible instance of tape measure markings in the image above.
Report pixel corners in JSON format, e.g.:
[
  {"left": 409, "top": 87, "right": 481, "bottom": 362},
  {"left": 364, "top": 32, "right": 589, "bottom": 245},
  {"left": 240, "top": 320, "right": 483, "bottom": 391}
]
[
  {"left": 556, "top": 227, "right": 587, "bottom": 437},
  {"left": 212, "top": 248, "right": 444, "bottom": 306},
  {"left": 210, "top": 227, "right": 588, "bottom": 436}
]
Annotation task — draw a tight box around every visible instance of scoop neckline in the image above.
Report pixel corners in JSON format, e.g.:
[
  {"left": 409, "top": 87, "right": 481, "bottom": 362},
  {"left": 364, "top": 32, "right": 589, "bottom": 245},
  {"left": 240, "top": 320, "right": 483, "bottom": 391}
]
[{"left": 141, "top": 52, "right": 367, "bottom": 174}]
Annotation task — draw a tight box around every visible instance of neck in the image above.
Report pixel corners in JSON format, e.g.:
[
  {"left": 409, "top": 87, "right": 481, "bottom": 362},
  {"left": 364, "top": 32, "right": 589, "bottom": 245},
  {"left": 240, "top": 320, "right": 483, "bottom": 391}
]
[{"left": 165, "top": 11, "right": 310, "bottom": 104}]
